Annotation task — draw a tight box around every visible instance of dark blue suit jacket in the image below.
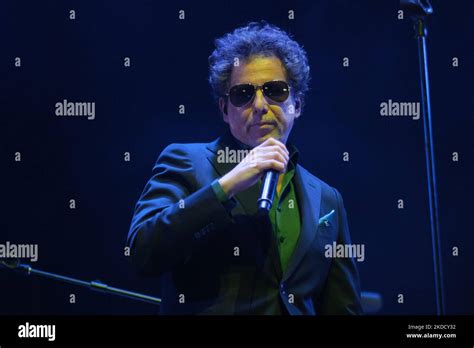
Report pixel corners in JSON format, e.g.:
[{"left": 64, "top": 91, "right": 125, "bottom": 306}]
[{"left": 126, "top": 131, "right": 363, "bottom": 315}]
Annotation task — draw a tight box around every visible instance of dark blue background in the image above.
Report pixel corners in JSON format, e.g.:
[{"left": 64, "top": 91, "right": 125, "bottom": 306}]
[{"left": 1, "top": 0, "right": 472, "bottom": 315}]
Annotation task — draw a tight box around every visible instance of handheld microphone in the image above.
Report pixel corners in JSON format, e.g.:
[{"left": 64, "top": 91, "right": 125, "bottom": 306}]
[{"left": 257, "top": 170, "right": 279, "bottom": 214}]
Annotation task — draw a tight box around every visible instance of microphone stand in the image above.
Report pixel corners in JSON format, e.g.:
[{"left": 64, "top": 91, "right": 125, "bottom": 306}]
[
  {"left": 1, "top": 260, "right": 162, "bottom": 306},
  {"left": 401, "top": 0, "right": 445, "bottom": 315}
]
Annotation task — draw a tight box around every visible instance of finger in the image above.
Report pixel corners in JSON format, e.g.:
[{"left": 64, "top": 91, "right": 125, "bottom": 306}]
[
  {"left": 273, "top": 145, "right": 289, "bottom": 161},
  {"left": 262, "top": 150, "right": 287, "bottom": 166},
  {"left": 259, "top": 159, "right": 286, "bottom": 173},
  {"left": 265, "top": 145, "right": 289, "bottom": 162},
  {"left": 260, "top": 137, "right": 283, "bottom": 148},
  {"left": 256, "top": 144, "right": 289, "bottom": 161},
  {"left": 267, "top": 138, "right": 289, "bottom": 155}
]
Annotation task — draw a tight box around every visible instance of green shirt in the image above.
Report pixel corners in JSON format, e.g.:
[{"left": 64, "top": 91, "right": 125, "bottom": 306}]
[{"left": 268, "top": 152, "right": 301, "bottom": 273}]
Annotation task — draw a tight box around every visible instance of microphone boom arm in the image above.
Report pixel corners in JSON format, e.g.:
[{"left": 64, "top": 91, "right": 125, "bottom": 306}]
[{"left": 1, "top": 261, "right": 161, "bottom": 306}]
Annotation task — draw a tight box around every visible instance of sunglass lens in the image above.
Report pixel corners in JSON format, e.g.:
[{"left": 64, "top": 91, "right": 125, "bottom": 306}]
[
  {"left": 263, "top": 81, "right": 290, "bottom": 102},
  {"left": 229, "top": 84, "right": 255, "bottom": 107}
]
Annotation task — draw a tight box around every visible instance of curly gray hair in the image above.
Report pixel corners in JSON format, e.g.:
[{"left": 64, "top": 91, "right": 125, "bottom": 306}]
[{"left": 208, "top": 21, "right": 311, "bottom": 108}]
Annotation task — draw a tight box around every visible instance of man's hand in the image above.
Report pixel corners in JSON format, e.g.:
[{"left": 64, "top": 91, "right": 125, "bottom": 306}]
[{"left": 218, "top": 137, "right": 289, "bottom": 198}]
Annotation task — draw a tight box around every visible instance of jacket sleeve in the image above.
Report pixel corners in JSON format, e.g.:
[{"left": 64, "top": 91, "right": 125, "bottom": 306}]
[
  {"left": 126, "top": 144, "right": 234, "bottom": 276},
  {"left": 317, "top": 188, "right": 364, "bottom": 315}
]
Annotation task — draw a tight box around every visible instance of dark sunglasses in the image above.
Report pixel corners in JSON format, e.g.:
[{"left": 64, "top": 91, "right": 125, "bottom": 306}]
[{"left": 225, "top": 80, "right": 291, "bottom": 107}]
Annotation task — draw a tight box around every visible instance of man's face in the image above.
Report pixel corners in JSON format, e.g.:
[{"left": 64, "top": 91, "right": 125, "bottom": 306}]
[{"left": 219, "top": 55, "right": 301, "bottom": 147}]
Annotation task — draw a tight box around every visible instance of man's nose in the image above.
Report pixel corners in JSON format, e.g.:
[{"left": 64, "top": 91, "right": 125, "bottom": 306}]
[{"left": 251, "top": 89, "right": 269, "bottom": 115}]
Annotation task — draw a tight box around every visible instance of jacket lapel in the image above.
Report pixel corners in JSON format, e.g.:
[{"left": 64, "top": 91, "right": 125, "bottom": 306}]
[{"left": 282, "top": 165, "right": 322, "bottom": 282}]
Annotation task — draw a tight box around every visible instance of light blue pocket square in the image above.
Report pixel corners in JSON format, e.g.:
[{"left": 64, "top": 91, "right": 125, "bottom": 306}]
[{"left": 318, "top": 209, "right": 336, "bottom": 227}]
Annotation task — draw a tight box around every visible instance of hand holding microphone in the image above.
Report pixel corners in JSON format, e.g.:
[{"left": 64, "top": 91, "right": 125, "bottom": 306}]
[{"left": 218, "top": 137, "right": 288, "bottom": 206}]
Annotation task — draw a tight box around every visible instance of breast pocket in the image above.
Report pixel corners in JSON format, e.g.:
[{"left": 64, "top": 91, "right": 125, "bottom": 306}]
[{"left": 316, "top": 209, "right": 338, "bottom": 241}]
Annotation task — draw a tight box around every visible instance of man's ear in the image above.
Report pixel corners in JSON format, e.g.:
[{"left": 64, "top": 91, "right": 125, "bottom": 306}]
[
  {"left": 294, "top": 96, "right": 302, "bottom": 119},
  {"left": 219, "top": 97, "right": 229, "bottom": 122}
]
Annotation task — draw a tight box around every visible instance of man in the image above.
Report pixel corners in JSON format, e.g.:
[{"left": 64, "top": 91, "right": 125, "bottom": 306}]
[{"left": 126, "top": 22, "right": 362, "bottom": 315}]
